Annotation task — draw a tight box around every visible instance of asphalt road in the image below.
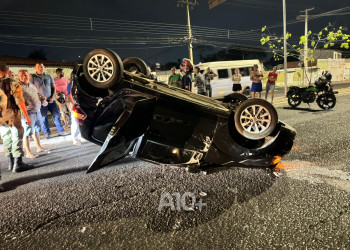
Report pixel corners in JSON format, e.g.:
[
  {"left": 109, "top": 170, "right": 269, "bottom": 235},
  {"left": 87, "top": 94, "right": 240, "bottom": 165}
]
[{"left": 0, "top": 87, "right": 350, "bottom": 249}]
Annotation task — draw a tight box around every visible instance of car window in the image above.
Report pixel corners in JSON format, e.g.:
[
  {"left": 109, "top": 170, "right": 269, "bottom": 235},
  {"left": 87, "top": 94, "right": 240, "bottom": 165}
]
[
  {"left": 239, "top": 67, "right": 253, "bottom": 77},
  {"left": 217, "top": 69, "right": 229, "bottom": 79}
]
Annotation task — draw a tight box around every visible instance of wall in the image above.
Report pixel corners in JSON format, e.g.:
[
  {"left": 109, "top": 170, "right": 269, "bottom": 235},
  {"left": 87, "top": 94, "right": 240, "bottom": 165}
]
[
  {"left": 313, "top": 50, "right": 341, "bottom": 59},
  {"left": 317, "top": 59, "right": 345, "bottom": 81},
  {"left": 345, "top": 59, "right": 350, "bottom": 80}
]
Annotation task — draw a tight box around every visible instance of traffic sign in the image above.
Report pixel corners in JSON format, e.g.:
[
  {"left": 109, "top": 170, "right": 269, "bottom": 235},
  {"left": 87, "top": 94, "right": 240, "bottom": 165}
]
[{"left": 208, "top": 0, "right": 227, "bottom": 9}]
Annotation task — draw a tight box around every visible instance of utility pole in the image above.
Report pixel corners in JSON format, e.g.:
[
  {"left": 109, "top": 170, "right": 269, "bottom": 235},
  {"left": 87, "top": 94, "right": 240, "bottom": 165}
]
[
  {"left": 283, "top": 0, "right": 287, "bottom": 96},
  {"left": 300, "top": 7, "right": 314, "bottom": 85},
  {"left": 177, "top": 0, "right": 198, "bottom": 64}
]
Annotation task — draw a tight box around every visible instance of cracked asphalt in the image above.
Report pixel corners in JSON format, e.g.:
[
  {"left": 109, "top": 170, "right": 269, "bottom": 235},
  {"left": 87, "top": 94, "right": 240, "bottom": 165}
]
[{"left": 0, "top": 89, "right": 350, "bottom": 249}]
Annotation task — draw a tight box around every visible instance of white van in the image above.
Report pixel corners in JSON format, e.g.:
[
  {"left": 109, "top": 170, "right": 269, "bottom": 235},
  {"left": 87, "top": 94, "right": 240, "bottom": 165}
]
[{"left": 195, "top": 60, "right": 264, "bottom": 98}]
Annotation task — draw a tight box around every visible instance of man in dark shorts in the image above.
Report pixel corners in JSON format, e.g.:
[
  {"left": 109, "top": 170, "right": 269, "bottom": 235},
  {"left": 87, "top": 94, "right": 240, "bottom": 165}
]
[
  {"left": 265, "top": 66, "right": 278, "bottom": 104},
  {"left": 250, "top": 64, "right": 263, "bottom": 98}
]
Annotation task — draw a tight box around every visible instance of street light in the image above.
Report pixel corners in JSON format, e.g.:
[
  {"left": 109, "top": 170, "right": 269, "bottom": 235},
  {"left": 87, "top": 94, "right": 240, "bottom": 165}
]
[{"left": 283, "top": 0, "right": 288, "bottom": 96}]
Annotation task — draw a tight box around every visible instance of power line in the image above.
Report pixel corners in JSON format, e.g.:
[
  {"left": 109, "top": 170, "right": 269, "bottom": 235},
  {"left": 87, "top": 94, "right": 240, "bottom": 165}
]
[
  {"left": 0, "top": 39, "right": 186, "bottom": 50},
  {"left": 0, "top": 9, "right": 267, "bottom": 56},
  {"left": 0, "top": 10, "right": 259, "bottom": 39},
  {"left": 258, "top": 6, "right": 350, "bottom": 30},
  {"left": 223, "top": 2, "right": 279, "bottom": 11}
]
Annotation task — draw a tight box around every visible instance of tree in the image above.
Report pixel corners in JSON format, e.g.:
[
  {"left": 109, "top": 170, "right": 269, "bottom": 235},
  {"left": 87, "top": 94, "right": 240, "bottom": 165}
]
[
  {"left": 260, "top": 24, "right": 350, "bottom": 63},
  {"left": 28, "top": 49, "right": 47, "bottom": 60},
  {"left": 260, "top": 24, "right": 350, "bottom": 83}
]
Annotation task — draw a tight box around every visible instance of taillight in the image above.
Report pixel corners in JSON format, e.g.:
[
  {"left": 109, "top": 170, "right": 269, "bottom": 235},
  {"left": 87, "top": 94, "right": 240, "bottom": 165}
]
[{"left": 72, "top": 105, "right": 87, "bottom": 125}]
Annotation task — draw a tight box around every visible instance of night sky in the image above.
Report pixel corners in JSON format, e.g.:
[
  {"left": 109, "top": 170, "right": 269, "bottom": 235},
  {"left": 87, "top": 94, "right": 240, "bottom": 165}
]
[{"left": 0, "top": 0, "right": 348, "bottom": 65}]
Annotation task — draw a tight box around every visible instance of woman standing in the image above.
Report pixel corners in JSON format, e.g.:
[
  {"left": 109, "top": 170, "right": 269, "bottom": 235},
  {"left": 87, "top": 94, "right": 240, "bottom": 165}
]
[{"left": 232, "top": 68, "right": 242, "bottom": 93}]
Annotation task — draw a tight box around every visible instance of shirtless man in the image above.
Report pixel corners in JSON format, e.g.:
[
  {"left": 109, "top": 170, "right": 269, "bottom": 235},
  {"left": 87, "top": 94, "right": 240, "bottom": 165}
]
[{"left": 250, "top": 64, "right": 263, "bottom": 99}]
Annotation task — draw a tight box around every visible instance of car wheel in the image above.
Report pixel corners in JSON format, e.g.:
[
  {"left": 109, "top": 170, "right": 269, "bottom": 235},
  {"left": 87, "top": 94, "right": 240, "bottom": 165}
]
[
  {"left": 317, "top": 93, "right": 336, "bottom": 110},
  {"left": 287, "top": 93, "right": 301, "bottom": 108},
  {"left": 234, "top": 99, "right": 278, "bottom": 140},
  {"left": 123, "top": 57, "right": 149, "bottom": 76},
  {"left": 223, "top": 93, "right": 248, "bottom": 104},
  {"left": 83, "top": 48, "right": 123, "bottom": 89},
  {"left": 243, "top": 86, "right": 250, "bottom": 95},
  {"left": 222, "top": 93, "right": 248, "bottom": 110}
]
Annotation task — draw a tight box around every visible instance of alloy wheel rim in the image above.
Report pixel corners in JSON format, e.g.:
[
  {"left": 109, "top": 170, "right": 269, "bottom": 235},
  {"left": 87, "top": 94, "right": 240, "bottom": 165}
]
[
  {"left": 87, "top": 54, "right": 114, "bottom": 83},
  {"left": 290, "top": 94, "right": 300, "bottom": 105},
  {"left": 240, "top": 105, "right": 272, "bottom": 134}
]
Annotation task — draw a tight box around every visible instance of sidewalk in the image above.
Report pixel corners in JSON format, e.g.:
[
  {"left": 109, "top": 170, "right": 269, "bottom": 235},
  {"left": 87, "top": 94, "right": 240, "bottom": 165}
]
[
  {"left": 274, "top": 79, "right": 350, "bottom": 89},
  {"left": 0, "top": 127, "right": 84, "bottom": 152}
]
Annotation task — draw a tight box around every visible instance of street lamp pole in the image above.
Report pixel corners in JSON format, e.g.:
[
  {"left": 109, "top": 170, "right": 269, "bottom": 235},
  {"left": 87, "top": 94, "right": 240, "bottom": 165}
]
[
  {"left": 283, "top": 0, "right": 288, "bottom": 95},
  {"left": 177, "top": 0, "right": 198, "bottom": 64},
  {"left": 300, "top": 7, "right": 314, "bottom": 85}
]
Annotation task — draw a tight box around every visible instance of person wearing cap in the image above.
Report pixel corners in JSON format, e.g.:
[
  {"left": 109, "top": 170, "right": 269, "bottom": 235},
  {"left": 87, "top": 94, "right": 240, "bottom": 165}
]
[
  {"left": 180, "top": 59, "right": 193, "bottom": 91},
  {"left": 54, "top": 68, "right": 70, "bottom": 129},
  {"left": 168, "top": 66, "right": 182, "bottom": 88},
  {"left": 0, "top": 62, "right": 33, "bottom": 179}
]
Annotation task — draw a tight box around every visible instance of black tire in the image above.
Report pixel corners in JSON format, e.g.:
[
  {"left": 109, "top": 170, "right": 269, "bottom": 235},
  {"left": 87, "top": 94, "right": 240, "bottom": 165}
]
[
  {"left": 83, "top": 48, "right": 123, "bottom": 89},
  {"left": 224, "top": 93, "right": 248, "bottom": 102},
  {"left": 317, "top": 93, "right": 336, "bottom": 110},
  {"left": 287, "top": 92, "right": 302, "bottom": 108},
  {"left": 222, "top": 93, "right": 248, "bottom": 107},
  {"left": 243, "top": 86, "right": 250, "bottom": 95},
  {"left": 123, "top": 57, "right": 149, "bottom": 76},
  {"left": 234, "top": 99, "right": 278, "bottom": 140}
]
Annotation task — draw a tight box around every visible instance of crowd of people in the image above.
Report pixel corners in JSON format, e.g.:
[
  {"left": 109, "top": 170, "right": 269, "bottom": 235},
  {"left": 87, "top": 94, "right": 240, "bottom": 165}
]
[
  {"left": 168, "top": 60, "right": 278, "bottom": 103},
  {"left": 0, "top": 61, "right": 82, "bottom": 191},
  {"left": 168, "top": 59, "right": 217, "bottom": 97}
]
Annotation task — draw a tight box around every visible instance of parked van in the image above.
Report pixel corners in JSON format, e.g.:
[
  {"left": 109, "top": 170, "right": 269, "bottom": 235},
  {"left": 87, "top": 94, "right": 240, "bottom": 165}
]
[{"left": 195, "top": 60, "right": 264, "bottom": 98}]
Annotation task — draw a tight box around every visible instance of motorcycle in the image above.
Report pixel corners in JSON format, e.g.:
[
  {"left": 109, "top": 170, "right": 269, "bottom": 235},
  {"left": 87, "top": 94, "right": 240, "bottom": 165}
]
[{"left": 287, "top": 73, "right": 338, "bottom": 110}]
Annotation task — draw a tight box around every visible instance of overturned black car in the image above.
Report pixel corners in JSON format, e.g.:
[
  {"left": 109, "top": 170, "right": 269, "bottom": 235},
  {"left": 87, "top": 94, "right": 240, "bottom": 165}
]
[{"left": 71, "top": 49, "right": 296, "bottom": 173}]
